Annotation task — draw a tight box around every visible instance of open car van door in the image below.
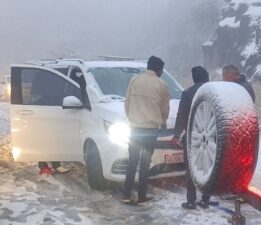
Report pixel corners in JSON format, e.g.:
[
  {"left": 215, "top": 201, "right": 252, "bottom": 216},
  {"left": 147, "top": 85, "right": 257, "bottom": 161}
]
[{"left": 10, "top": 65, "right": 85, "bottom": 162}]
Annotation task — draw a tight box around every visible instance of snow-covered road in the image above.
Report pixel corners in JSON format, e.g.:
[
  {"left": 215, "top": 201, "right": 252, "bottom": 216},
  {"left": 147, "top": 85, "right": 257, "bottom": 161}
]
[{"left": 0, "top": 102, "right": 260, "bottom": 225}]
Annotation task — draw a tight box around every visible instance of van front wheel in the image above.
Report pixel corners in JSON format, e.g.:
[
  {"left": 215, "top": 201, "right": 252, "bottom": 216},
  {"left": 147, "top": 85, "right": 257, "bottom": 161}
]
[{"left": 85, "top": 141, "right": 108, "bottom": 190}]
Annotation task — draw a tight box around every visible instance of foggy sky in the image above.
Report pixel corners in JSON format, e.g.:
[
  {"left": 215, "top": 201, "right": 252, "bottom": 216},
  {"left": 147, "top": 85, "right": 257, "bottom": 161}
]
[{"left": 0, "top": 0, "right": 223, "bottom": 76}]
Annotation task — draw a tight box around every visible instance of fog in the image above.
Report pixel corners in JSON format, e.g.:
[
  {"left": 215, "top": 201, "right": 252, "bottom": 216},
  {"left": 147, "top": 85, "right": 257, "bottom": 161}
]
[{"left": 0, "top": 0, "right": 223, "bottom": 77}]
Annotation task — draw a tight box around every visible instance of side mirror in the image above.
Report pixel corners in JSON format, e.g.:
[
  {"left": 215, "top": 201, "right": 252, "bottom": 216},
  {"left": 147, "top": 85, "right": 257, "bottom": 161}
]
[{"left": 62, "top": 96, "right": 84, "bottom": 109}]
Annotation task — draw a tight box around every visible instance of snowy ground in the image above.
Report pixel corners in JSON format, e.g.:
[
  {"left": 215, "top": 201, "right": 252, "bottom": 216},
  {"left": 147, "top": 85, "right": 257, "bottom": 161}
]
[{"left": 0, "top": 102, "right": 261, "bottom": 225}]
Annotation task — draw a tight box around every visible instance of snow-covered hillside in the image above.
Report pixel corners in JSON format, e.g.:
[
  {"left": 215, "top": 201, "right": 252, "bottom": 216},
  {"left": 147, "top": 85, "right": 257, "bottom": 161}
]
[{"left": 203, "top": 0, "right": 261, "bottom": 80}]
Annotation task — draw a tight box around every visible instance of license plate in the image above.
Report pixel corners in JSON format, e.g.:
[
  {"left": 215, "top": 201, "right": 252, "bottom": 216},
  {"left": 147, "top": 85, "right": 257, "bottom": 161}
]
[{"left": 165, "top": 153, "right": 184, "bottom": 164}]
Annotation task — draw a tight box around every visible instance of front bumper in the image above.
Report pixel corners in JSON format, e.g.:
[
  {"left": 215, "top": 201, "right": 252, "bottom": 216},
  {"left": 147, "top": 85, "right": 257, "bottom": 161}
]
[
  {"left": 111, "top": 148, "right": 185, "bottom": 179},
  {"left": 110, "top": 131, "right": 186, "bottom": 181},
  {"left": 111, "top": 157, "right": 185, "bottom": 178}
]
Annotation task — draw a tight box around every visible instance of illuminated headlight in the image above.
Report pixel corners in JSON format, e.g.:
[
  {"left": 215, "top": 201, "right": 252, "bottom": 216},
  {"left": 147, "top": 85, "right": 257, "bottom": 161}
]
[
  {"left": 106, "top": 122, "right": 130, "bottom": 146},
  {"left": 12, "top": 147, "right": 21, "bottom": 161}
]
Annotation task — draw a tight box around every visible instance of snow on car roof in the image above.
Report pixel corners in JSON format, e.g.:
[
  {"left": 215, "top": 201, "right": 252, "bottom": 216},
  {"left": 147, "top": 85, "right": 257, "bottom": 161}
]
[{"left": 84, "top": 61, "right": 147, "bottom": 69}]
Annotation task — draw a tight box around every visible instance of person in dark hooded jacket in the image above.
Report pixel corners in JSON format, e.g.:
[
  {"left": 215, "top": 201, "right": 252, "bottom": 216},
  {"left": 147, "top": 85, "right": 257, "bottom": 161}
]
[
  {"left": 222, "top": 64, "right": 255, "bottom": 102},
  {"left": 172, "top": 66, "right": 211, "bottom": 210}
]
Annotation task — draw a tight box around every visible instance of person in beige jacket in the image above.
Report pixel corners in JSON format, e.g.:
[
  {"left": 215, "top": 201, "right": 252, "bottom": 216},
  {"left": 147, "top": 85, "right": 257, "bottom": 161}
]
[{"left": 122, "top": 56, "right": 170, "bottom": 205}]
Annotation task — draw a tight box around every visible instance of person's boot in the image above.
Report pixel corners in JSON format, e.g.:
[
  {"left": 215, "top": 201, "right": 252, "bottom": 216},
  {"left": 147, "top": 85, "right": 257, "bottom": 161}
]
[
  {"left": 54, "top": 166, "right": 69, "bottom": 174},
  {"left": 196, "top": 200, "right": 209, "bottom": 209},
  {"left": 181, "top": 202, "right": 197, "bottom": 210},
  {"left": 137, "top": 197, "right": 153, "bottom": 205},
  {"left": 121, "top": 196, "right": 135, "bottom": 205}
]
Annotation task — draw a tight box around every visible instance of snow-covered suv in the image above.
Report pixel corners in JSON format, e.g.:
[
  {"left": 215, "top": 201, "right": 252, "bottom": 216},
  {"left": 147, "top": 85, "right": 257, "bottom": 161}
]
[{"left": 10, "top": 58, "right": 185, "bottom": 189}]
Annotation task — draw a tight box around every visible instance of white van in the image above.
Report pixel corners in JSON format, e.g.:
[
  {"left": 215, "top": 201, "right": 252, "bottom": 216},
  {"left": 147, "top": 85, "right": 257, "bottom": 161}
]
[{"left": 10, "top": 58, "right": 185, "bottom": 189}]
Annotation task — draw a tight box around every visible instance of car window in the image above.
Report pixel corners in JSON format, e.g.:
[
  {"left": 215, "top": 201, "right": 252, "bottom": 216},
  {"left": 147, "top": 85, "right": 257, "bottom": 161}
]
[
  {"left": 64, "top": 81, "right": 82, "bottom": 101},
  {"left": 53, "top": 67, "right": 69, "bottom": 76},
  {"left": 161, "top": 72, "right": 182, "bottom": 99},
  {"left": 89, "top": 67, "right": 138, "bottom": 97},
  {"left": 88, "top": 67, "right": 182, "bottom": 99},
  {"left": 21, "top": 68, "right": 65, "bottom": 106},
  {"left": 11, "top": 67, "right": 90, "bottom": 108}
]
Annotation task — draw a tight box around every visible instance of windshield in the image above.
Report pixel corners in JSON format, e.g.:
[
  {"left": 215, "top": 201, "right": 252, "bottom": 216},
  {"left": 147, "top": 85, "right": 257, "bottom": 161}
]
[{"left": 88, "top": 67, "right": 182, "bottom": 99}]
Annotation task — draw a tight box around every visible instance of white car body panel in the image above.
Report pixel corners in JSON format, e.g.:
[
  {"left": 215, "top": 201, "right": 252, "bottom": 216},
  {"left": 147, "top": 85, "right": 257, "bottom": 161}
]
[
  {"left": 10, "top": 60, "right": 185, "bottom": 182},
  {"left": 11, "top": 105, "right": 83, "bottom": 161}
]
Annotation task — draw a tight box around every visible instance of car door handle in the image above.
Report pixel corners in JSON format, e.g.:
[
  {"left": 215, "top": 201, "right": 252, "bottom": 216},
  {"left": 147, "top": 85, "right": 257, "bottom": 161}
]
[{"left": 17, "top": 110, "right": 34, "bottom": 116}]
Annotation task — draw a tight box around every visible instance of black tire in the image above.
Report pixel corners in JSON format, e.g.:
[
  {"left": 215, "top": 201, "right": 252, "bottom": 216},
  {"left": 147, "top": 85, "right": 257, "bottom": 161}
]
[
  {"left": 187, "top": 82, "right": 259, "bottom": 195},
  {"left": 85, "top": 140, "right": 108, "bottom": 190}
]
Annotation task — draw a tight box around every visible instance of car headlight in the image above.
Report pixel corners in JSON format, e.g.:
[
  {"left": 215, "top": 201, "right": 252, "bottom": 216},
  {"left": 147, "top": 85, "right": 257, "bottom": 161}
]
[
  {"left": 105, "top": 122, "right": 130, "bottom": 146},
  {"left": 12, "top": 147, "right": 21, "bottom": 161}
]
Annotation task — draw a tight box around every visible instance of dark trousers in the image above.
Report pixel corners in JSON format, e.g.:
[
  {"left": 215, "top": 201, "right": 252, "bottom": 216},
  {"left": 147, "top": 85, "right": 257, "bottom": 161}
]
[
  {"left": 38, "top": 161, "right": 60, "bottom": 169},
  {"left": 182, "top": 136, "right": 210, "bottom": 204},
  {"left": 123, "top": 128, "right": 158, "bottom": 199}
]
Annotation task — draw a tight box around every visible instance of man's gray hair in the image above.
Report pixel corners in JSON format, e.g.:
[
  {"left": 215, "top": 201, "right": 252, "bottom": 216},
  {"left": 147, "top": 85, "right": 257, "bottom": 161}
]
[{"left": 222, "top": 64, "right": 240, "bottom": 76}]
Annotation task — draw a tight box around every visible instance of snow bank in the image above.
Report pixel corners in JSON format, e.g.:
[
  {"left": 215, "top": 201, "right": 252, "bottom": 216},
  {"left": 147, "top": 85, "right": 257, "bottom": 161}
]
[
  {"left": 1, "top": 100, "right": 260, "bottom": 225},
  {"left": 241, "top": 39, "right": 258, "bottom": 62},
  {"left": 203, "top": 0, "right": 261, "bottom": 79},
  {"left": 219, "top": 17, "right": 240, "bottom": 28},
  {"left": 230, "top": 0, "right": 260, "bottom": 10}
]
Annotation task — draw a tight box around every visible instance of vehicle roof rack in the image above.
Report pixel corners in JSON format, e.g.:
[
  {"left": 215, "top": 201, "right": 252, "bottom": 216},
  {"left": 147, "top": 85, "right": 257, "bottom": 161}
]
[
  {"left": 55, "top": 58, "right": 85, "bottom": 64},
  {"left": 26, "top": 58, "right": 85, "bottom": 66},
  {"left": 99, "top": 55, "right": 135, "bottom": 61}
]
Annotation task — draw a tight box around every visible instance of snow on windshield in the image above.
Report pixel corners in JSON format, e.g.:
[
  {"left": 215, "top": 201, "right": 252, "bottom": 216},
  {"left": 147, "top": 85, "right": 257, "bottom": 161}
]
[{"left": 88, "top": 67, "right": 182, "bottom": 99}]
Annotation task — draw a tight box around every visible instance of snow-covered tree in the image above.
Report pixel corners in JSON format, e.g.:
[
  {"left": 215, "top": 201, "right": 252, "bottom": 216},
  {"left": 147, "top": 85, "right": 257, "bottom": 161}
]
[{"left": 203, "top": 0, "right": 261, "bottom": 81}]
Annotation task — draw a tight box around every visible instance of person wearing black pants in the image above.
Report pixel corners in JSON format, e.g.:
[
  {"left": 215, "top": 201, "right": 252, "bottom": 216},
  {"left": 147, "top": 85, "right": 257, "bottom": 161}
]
[
  {"left": 123, "top": 56, "right": 170, "bottom": 205},
  {"left": 172, "top": 66, "right": 210, "bottom": 210},
  {"left": 123, "top": 128, "right": 158, "bottom": 203},
  {"left": 181, "top": 135, "right": 210, "bottom": 209}
]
